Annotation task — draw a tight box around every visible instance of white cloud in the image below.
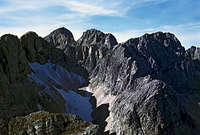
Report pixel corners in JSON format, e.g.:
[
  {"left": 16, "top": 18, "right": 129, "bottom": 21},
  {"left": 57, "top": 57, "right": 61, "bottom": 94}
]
[
  {"left": 1, "top": 0, "right": 199, "bottom": 49},
  {"left": 0, "top": 0, "right": 124, "bottom": 16},
  {"left": 63, "top": 1, "right": 117, "bottom": 15},
  {"left": 0, "top": 0, "right": 128, "bottom": 38},
  {"left": 0, "top": 0, "right": 169, "bottom": 16}
]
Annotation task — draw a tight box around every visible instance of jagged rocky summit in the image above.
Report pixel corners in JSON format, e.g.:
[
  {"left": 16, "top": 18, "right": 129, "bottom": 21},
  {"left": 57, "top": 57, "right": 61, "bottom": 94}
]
[
  {"left": 186, "top": 46, "right": 200, "bottom": 60},
  {"left": 89, "top": 32, "right": 200, "bottom": 135},
  {"left": 0, "top": 27, "right": 200, "bottom": 135},
  {"left": 44, "top": 27, "right": 76, "bottom": 49},
  {"left": 46, "top": 28, "right": 118, "bottom": 72}
]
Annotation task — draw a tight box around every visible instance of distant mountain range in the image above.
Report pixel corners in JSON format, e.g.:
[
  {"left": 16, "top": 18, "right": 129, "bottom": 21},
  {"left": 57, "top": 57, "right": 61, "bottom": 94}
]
[{"left": 0, "top": 27, "right": 200, "bottom": 135}]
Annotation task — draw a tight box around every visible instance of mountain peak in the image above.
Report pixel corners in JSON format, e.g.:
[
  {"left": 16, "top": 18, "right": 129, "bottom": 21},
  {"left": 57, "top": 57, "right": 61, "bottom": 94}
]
[
  {"left": 49, "top": 27, "right": 74, "bottom": 37},
  {"left": 44, "top": 27, "right": 75, "bottom": 49},
  {"left": 22, "top": 31, "right": 38, "bottom": 37},
  {"left": 125, "top": 31, "right": 185, "bottom": 55},
  {"left": 84, "top": 28, "right": 104, "bottom": 34},
  {"left": 77, "top": 29, "right": 118, "bottom": 47}
]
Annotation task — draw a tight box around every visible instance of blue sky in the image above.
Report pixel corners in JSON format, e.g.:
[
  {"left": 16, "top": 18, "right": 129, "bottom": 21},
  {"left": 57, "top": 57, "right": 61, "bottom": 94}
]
[{"left": 0, "top": 0, "right": 199, "bottom": 48}]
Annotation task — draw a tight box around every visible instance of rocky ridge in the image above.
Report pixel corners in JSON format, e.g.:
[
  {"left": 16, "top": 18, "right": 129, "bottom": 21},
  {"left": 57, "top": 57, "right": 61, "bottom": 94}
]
[
  {"left": 45, "top": 28, "right": 200, "bottom": 134},
  {"left": 0, "top": 32, "right": 101, "bottom": 135},
  {"left": 88, "top": 32, "right": 200, "bottom": 135},
  {"left": 47, "top": 28, "right": 118, "bottom": 72},
  {"left": 0, "top": 27, "right": 200, "bottom": 135}
]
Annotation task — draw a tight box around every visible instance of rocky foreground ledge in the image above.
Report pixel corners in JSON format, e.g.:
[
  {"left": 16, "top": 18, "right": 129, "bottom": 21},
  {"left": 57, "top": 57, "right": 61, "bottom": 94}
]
[
  {"left": 8, "top": 111, "right": 102, "bottom": 135},
  {"left": 0, "top": 27, "right": 200, "bottom": 135}
]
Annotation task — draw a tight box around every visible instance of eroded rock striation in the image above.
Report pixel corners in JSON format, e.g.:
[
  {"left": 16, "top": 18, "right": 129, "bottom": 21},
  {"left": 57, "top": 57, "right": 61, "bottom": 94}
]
[
  {"left": 45, "top": 28, "right": 200, "bottom": 135},
  {"left": 0, "top": 27, "right": 200, "bottom": 135},
  {"left": 89, "top": 32, "right": 200, "bottom": 134},
  {"left": 45, "top": 28, "right": 118, "bottom": 72},
  {"left": 75, "top": 29, "right": 118, "bottom": 71}
]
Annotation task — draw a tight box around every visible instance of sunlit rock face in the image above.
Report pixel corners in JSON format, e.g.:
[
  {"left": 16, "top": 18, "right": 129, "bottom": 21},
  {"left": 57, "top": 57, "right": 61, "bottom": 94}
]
[
  {"left": 44, "top": 28, "right": 200, "bottom": 135},
  {"left": 1, "top": 27, "right": 200, "bottom": 135},
  {"left": 88, "top": 32, "right": 200, "bottom": 135},
  {"left": 186, "top": 46, "right": 200, "bottom": 60}
]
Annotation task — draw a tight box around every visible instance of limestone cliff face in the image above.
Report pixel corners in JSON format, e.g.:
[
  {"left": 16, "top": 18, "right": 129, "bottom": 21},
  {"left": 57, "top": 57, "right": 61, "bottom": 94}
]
[
  {"left": 45, "top": 28, "right": 118, "bottom": 72},
  {"left": 186, "top": 46, "right": 200, "bottom": 60},
  {"left": 89, "top": 32, "right": 200, "bottom": 135},
  {"left": 1, "top": 28, "right": 200, "bottom": 135},
  {"left": 75, "top": 29, "right": 118, "bottom": 71},
  {"left": 44, "top": 28, "right": 200, "bottom": 135}
]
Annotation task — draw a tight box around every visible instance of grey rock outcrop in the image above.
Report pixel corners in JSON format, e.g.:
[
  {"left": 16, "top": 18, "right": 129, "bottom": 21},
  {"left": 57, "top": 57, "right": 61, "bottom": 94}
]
[
  {"left": 75, "top": 29, "right": 118, "bottom": 71},
  {"left": 89, "top": 32, "right": 200, "bottom": 135},
  {"left": 186, "top": 46, "right": 200, "bottom": 60},
  {"left": 22, "top": 31, "right": 88, "bottom": 80},
  {"left": 21, "top": 32, "right": 51, "bottom": 64},
  {"left": 0, "top": 34, "right": 65, "bottom": 135},
  {"left": 0, "top": 34, "right": 42, "bottom": 120},
  {"left": 0, "top": 33, "right": 91, "bottom": 135},
  {"left": 45, "top": 28, "right": 118, "bottom": 72},
  {"left": 0, "top": 34, "right": 31, "bottom": 83},
  {"left": 44, "top": 27, "right": 76, "bottom": 49},
  {"left": 8, "top": 111, "right": 103, "bottom": 135},
  {"left": 1, "top": 28, "right": 200, "bottom": 135},
  {"left": 77, "top": 29, "right": 117, "bottom": 49}
]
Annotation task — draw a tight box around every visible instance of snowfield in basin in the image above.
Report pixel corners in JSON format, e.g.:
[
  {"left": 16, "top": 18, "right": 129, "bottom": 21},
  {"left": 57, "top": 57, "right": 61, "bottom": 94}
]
[
  {"left": 55, "top": 88, "right": 92, "bottom": 121},
  {"left": 28, "top": 62, "right": 85, "bottom": 88},
  {"left": 28, "top": 62, "right": 93, "bottom": 121}
]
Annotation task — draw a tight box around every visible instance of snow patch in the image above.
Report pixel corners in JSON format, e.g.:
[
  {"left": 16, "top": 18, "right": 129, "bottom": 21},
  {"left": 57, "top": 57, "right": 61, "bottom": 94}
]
[
  {"left": 28, "top": 62, "right": 93, "bottom": 122},
  {"left": 55, "top": 88, "right": 93, "bottom": 121},
  {"left": 28, "top": 62, "right": 85, "bottom": 89},
  {"left": 85, "top": 85, "right": 116, "bottom": 131}
]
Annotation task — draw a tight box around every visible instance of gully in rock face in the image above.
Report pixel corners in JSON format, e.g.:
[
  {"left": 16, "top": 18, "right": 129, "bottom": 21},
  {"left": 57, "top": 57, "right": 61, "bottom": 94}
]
[{"left": 0, "top": 28, "right": 199, "bottom": 135}]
